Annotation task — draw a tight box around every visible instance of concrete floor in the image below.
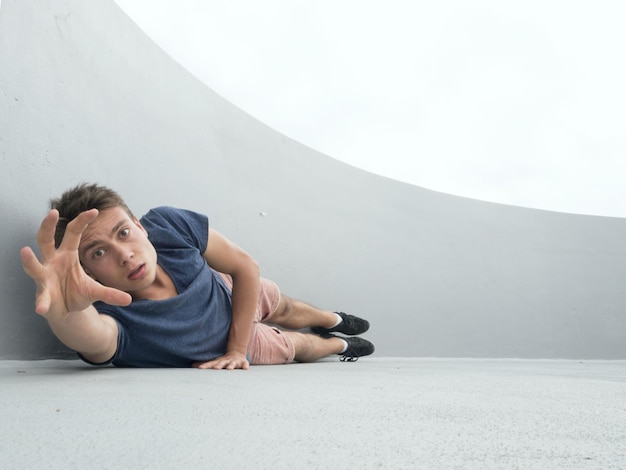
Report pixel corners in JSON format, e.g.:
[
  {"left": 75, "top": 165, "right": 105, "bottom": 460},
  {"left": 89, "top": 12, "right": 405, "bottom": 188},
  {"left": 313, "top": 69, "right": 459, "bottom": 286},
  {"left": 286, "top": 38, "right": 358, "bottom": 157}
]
[{"left": 1, "top": 358, "right": 625, "bottom": 470}]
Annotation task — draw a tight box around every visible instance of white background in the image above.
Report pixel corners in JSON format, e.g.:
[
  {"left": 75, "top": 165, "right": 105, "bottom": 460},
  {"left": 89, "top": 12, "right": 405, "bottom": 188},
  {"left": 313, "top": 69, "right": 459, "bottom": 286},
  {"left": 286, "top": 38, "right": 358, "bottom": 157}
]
[{"left": 115, "top": 0, "right": 626, "bottom": 217}]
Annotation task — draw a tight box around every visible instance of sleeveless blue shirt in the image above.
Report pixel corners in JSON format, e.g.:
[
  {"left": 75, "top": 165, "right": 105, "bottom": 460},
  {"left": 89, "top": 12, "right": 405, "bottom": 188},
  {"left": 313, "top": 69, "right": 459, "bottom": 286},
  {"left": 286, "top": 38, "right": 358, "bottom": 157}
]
[{"left": 87, "top": 206, "right": 233, "bottom": 367}]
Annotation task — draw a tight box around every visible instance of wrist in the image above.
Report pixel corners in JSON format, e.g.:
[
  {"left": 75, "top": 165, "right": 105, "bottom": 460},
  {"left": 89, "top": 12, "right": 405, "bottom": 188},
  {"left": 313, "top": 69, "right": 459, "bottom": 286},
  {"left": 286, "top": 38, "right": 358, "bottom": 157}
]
[{"left": 226, "top": 347, "right": 248, "bottom": 357}]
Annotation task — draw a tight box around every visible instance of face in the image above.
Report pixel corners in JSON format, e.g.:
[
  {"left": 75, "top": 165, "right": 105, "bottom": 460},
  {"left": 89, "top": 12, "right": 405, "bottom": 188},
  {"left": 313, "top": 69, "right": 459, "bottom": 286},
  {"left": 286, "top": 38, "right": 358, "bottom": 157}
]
[{"left": 79, "top": 207, "right": 158, "bottom": 298}]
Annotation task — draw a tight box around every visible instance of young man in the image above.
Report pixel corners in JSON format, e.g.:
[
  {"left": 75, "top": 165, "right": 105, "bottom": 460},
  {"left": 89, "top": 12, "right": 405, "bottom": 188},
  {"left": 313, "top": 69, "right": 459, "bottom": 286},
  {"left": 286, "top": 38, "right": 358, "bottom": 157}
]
[{"left": 20, "top": 183, "right": 374, "bottom": 369}]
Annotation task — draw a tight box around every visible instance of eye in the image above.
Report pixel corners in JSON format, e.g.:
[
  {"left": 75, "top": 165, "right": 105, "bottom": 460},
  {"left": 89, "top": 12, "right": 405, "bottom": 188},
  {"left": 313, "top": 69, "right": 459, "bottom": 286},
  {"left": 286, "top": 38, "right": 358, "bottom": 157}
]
[
  {"left": 93, "top": 249, "right": 105, "bottom": 259},
  {"left": 120, "top": 228, "right": 130, "bottom": 238}
]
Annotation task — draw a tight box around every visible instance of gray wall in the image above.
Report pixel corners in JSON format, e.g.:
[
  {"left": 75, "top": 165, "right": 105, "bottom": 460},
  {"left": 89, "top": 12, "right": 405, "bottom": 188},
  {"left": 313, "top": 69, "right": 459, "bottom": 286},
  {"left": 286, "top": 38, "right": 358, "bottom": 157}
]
[{"left": 1, "top": 0, "right": 625, "bottom": 360}]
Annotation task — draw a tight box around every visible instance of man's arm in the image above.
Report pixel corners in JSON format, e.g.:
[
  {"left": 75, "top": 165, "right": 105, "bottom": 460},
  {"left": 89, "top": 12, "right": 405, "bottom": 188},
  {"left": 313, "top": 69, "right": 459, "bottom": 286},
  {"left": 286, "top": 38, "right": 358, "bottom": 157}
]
[
  {"left": 194, "top": 228, "right": 260, "bottom": 370},
  {"left": 20, "top": 209, "right": 130, "bottom": 364},
  {"left": 46, "top": 307, "right": 119, "bottom": 364}
]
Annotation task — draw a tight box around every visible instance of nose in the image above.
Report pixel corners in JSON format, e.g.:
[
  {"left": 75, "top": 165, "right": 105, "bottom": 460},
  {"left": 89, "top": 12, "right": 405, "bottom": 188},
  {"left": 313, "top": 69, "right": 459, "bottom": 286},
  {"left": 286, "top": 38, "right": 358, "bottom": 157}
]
[{"left": 115, "top": 246, "right": 134, "bottom": 266}]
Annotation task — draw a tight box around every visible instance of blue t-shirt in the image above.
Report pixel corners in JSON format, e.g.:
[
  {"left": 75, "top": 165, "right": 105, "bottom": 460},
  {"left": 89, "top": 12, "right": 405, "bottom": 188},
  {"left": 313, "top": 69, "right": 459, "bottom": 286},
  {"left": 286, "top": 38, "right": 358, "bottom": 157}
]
[{"left": 87, "top": 206, "right": 233, "bottom": 367}]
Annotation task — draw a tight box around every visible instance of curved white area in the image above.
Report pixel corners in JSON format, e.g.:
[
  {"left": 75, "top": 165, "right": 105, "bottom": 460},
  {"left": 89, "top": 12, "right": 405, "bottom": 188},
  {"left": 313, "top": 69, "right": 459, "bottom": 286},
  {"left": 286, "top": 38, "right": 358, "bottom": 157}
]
[
  {"left": 2, "top": 0, "right": 626, "bottom": 359},
  {"left": 114, "top": 0, "right": 626, "bottom": 218}
]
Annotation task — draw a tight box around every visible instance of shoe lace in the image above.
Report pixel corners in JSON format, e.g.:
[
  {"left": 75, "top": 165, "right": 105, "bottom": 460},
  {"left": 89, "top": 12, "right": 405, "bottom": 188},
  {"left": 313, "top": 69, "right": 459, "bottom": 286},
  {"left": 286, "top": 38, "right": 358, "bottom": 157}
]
[{"left": 340, "top": 355, "right": 358, "bottom": 362}]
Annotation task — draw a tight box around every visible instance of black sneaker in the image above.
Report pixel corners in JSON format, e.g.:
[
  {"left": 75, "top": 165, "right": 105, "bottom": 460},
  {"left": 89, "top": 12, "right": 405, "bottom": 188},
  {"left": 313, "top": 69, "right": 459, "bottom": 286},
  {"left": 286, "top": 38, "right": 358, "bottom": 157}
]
[
  {"left": 335, "top": 335, "right": 375, "bottom": 362},
  {"left": 311, "top": 312, "right": 370, "bottom": 336}
]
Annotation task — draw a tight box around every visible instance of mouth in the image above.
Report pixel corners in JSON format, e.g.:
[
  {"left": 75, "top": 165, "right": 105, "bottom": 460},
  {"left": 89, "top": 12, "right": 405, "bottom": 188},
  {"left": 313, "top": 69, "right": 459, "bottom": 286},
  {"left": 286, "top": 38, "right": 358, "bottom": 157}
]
[{"left": 128, "top": 264, "right": 146, "bottom": 281}]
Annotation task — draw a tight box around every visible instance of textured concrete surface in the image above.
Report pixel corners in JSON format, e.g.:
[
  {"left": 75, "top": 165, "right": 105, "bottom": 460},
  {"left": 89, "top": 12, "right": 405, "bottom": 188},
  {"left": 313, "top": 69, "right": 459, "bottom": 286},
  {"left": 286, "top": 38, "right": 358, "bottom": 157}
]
[{"left": 1, "top": 358, "right": 625, "bottom": 469}]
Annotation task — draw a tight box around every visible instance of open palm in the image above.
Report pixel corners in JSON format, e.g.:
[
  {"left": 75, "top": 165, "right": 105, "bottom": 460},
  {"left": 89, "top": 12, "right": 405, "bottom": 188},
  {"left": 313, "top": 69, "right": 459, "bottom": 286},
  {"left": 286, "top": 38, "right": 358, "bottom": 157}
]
[{"left": 21, "top": 209, "right": 131, "bottom": 320}]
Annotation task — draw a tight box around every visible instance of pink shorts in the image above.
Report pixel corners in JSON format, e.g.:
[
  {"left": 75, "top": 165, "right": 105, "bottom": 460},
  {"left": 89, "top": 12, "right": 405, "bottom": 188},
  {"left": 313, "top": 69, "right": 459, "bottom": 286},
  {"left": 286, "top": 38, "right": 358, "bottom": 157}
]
[{"left": 217, "top": 272, "right": 295, "bottom": 365}]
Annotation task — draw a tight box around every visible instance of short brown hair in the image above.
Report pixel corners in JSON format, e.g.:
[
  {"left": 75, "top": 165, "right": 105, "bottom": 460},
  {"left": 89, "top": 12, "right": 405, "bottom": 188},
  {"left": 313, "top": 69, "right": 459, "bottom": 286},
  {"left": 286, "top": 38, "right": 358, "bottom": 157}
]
[{"left": 51, "top": 183, "right": 134, "bottom": 248}]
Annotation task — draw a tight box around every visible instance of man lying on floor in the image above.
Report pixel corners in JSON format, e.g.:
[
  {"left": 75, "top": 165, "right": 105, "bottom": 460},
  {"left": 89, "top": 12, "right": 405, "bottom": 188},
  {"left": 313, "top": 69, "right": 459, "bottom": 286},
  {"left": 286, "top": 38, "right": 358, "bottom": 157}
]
[{"left": 20, "top": 183, "right": 374, "bottom": 369}]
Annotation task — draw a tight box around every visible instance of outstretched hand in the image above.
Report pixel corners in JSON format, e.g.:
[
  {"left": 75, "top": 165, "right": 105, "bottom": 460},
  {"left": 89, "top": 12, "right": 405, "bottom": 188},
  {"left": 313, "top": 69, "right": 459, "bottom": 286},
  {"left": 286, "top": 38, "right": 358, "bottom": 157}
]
[{"left": 20, "top": 209, "right": 132, "bottom": 321}]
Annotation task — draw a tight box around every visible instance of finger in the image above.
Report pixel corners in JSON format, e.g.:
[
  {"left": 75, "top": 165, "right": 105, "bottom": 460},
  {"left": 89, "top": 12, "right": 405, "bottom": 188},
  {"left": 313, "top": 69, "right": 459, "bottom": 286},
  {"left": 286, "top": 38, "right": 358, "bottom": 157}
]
[
  {"left": 211, "top": 359, "right": 230, "bottom": 370},
  {"left": 34, "top": 287, "right": 52, "bottom": 316},
  {"left": 58, "top": 209, "right": 99, "bottom": 252},
  {"left": 192, "top": 360, "right": 215, "bottom": 369},
  {"left": 225, "top": 363, "right": 249, "bottom": 370},
  {"left": 224, "top": 358, "right": 248, "bottom": 370},
  {"left": 193, "top": 359, "right": 226, "bottom": 370},
  {"left": 192, "top": 357, "right": 249, "bottom": 370},
  {"left": 20, "top": 246, "right": 44, "bottom": 281},
  {"left": 218, "top": 358, "right": 249, "bottom": 370},
  {"left": 21, "top": 247, "right": 53, "bottom": 315},
  {"left": 36, "top": 210, "right": 60, "bottom": 262},
  {"left": 91, "top": 283, "right": 132, "bottom": 307}
]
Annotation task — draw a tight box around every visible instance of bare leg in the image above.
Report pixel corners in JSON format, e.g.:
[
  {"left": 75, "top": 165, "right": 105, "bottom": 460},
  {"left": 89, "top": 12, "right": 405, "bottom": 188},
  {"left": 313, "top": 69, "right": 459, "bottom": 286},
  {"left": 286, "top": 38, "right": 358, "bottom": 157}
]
[
  {"left": 284, "top": 331, "right": 345, "bottom": 362},
  {"left": 266, "top": 295, "right": 374, "bottom": 362},
  {"left": 269, "top": 295, "right": 338, "bottom": 330}
]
